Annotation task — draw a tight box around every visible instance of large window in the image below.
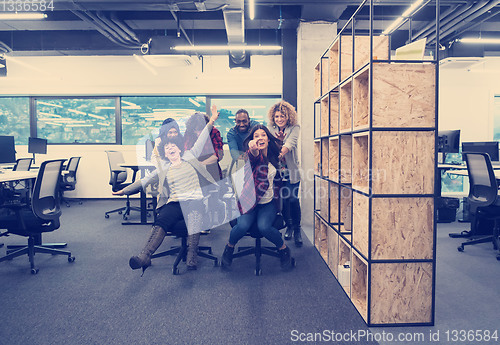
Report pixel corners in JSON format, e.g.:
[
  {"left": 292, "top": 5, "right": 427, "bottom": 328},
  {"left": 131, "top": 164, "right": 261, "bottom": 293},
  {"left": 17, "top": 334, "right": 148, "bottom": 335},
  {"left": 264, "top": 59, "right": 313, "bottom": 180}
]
[
  {"left": 0, "top": 97, "right": 30, "bottom": 145},
  {"left": 36, "top": 98, "right": 116, "bottom": 144},
  {"left": 211, "top": 97, "right": 281, "bottom": 141},
  {"left": 121, "top": 96, "right": 206, "bottom": 145}
]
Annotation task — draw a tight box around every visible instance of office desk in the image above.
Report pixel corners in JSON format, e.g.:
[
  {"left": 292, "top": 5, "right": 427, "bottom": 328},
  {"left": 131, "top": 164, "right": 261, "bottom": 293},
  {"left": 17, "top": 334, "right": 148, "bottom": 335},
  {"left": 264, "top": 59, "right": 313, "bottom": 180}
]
[
  {"left": 120, "top": 163, "right": 156, "bottom": 226},
  {"left": 445, "top": 169, "right": 500, "bottom": 179},
  {"left": 0, "top": 171, "right": 38, "bottom": 183}
]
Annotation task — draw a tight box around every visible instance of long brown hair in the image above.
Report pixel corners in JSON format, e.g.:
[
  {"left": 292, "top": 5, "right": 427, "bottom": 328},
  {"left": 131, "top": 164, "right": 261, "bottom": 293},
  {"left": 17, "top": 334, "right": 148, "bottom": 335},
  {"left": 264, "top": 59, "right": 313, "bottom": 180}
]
[{"left": 243, "top": 124, "right": 281, "bottom": 169}]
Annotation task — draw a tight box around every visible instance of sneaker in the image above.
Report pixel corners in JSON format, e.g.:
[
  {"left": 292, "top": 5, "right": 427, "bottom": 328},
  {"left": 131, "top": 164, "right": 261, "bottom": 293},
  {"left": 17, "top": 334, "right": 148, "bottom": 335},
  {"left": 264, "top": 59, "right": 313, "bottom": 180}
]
[
  {"left": 221, "top": 244, "right": 235, "bottom": 267},
  {"left": 278, "top": 246, "right": 292, "bottom": 270}
]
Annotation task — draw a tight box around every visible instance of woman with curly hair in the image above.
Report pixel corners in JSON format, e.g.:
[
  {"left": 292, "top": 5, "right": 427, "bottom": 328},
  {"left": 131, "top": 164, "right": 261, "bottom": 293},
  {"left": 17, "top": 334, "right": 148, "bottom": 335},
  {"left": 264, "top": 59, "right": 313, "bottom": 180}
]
[{"left": 267, "top": 100, "right": 303, "bottom": 247}]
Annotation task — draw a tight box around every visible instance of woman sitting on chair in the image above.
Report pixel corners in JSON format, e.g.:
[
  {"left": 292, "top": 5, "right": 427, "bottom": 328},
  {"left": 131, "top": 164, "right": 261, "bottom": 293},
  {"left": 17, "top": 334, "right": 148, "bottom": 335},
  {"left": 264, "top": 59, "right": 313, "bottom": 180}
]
[
  {"left": 221, "top": 124, "right": 293, "bottom": 269},
  {"left": 113, "top": 106, "right": 219, "bottom": 273}
]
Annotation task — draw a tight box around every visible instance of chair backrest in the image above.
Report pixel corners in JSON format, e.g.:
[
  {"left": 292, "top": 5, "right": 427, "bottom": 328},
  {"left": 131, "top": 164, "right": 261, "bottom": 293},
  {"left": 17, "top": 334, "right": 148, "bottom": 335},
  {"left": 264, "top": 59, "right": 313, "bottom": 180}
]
[
  {"left": 105, "top": 151, "right": 127, "bottom": 186},
  {"left": 13, "top": 158, "right": 33, "bottom": 171},
  {"left": 66, "top": 157, "right": 81, "bottom": 174},
  {"left": 463, "top": 152, "right": 498, "bottom": 208},
  {"left": 31, "top": 159, "right": 65, "bottom": 226}
]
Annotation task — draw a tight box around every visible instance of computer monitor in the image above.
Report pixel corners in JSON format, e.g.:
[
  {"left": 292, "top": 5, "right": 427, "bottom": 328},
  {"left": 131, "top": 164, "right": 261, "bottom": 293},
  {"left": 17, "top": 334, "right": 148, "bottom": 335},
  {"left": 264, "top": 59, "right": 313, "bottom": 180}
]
[
  {"left": 28, "top": 137, "right": 47, "bottom": 154},
  {"left": 462, "top": 141, "right": 500, "bottom": 162},
  {"left": 145, "top": 139, "right": 154, "bottom": 161},
  {"left": 438, "top": 130, "right": 460, "bottom": 153},
  {"left": 0, "top": 135, "right": 16, "bottom": 164}
]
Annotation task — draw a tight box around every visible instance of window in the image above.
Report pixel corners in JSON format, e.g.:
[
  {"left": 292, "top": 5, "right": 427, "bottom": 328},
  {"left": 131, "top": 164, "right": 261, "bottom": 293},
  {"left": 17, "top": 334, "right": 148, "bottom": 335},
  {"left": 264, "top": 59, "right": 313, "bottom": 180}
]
[
  {"left": 0, "top": 97, "right": 30, "bottom": 145},
  {"left": 36, "top": 98, "right": 116, "bottom": 144},
  {"left": 211, "top": 97, "right": 281, "bottom": 141},
  {"left": 121, "top": 96, "right": 206, "bottom": 145}
]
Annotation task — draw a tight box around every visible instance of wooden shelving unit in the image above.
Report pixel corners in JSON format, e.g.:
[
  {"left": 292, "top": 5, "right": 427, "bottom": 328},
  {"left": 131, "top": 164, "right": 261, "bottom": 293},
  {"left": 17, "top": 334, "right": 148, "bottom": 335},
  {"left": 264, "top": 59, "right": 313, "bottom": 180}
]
[{"left": 312, "top": 0, "right": 438, "bottom": 326}]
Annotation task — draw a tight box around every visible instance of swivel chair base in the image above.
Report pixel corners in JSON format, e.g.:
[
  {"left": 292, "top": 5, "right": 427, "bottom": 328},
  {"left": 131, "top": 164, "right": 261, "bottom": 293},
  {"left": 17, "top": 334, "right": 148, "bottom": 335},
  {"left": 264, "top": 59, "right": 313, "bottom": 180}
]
[
  {"left": 105, "top": 197, "right": 141, "bottom": 220},
  {"left": 151, "top": 236, "right": 218, "bottom": 275},
  {"left": 0, "top": 236, "right": 75, "bottom": 274},
  {"left": 231, "top": 237, "right": 296, "bottom": 276}
]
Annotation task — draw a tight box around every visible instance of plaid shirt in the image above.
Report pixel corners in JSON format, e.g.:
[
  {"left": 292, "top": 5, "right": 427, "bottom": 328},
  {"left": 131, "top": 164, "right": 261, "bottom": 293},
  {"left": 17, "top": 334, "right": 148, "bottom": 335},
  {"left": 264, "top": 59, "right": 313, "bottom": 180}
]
[{"left": 237, "top": 150, "right": 282, "bottom": 214}]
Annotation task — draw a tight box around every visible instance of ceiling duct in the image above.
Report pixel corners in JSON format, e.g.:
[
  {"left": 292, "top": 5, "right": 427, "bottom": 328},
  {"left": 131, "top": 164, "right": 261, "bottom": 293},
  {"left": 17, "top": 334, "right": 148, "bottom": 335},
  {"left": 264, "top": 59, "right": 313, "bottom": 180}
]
[{"left": 223, "top": 7, "right": 249, "bottom": 66}]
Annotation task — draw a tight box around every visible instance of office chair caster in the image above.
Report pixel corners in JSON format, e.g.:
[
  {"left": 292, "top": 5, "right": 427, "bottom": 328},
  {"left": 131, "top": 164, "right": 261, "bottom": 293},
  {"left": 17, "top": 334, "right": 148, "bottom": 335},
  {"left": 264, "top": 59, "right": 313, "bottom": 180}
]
[
  {"left": 255, "top": 268, "right": 262, "bottom": 276},
  {"left": 31, "top": 268, "right": 39, "bottom": 275},
  {"left": 458, "top": 245, "right": 464, "bottom": 252},
  {"left": 172, "top": 267, "right": 180, "bottom": 275},
  {"left": 118, "top": 211, "right": 123, "bottom": 214},
  {"left": 105, "top": 214, "right": 110, "bottom": 219},
  {"left": 68, "top": 256, "right": 75, "bottom": 263}
]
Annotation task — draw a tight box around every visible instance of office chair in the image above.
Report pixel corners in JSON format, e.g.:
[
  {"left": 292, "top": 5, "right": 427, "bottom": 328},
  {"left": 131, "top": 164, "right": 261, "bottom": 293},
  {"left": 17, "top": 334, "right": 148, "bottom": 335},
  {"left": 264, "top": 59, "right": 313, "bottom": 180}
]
[
  {"left": 457, "top": 152, "right": 500, "bottom": 257},
  {"left": 104, "top": 151, "right": 141, "bottom": 220},
  {"left": 0, "top": 159, "right": 75, "bottom": 274},
  {"left": 60, "top": 156, "right": 82, "bottom": 207},
  {"left": 13, "top": 158, "right": 33, "bottom": 171},
  {"left": 225, "top": 213, "right": 296, "bottom": 276}
]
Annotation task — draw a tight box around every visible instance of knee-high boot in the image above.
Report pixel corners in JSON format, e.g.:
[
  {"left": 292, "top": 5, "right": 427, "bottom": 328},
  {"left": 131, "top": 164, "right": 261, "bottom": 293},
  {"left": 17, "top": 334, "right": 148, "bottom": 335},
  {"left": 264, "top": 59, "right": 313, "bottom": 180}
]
[
  {"left": 282, "top": 200, "right": 293, "bottom": 240},
  {"left": 186, "top": 233, "right": 201, "bottom": 270},
  {"left": 129, "top": 225, "right": 165, "bottom": 273}
]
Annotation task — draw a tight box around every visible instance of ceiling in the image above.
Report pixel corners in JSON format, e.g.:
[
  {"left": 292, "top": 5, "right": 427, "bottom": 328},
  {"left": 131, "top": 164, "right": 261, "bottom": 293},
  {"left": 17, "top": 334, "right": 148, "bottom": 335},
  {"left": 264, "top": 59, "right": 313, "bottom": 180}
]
[{"left": 0, "top": 0, "right": 499, "bottom": 59}]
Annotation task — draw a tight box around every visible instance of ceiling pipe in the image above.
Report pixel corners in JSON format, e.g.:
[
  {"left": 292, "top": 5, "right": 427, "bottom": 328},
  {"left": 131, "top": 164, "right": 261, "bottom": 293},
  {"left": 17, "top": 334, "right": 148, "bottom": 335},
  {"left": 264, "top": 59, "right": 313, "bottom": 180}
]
[
  {"left": 223, "top": 8, "right": 247, "bottom": 64},
  {"left": 96, "top": 11, "right": 141, "bottom": 45},
  {"left": 82, "top": 10, "right": 140, "bottom": 47},
  {"left": 427, "top": 0, "right": 497, "bottom": 44},
  {"left": 445, "top": 7, "right": 500, "bottom": 43},
  {"left": 110, "top": 13, "right": 142, "bottom": 45},
  {"left": 169, "top": 10, "right": 193, "bottom": 46},
  {"left": 411, "top": 2, "right": 469, "bottom": 42}
]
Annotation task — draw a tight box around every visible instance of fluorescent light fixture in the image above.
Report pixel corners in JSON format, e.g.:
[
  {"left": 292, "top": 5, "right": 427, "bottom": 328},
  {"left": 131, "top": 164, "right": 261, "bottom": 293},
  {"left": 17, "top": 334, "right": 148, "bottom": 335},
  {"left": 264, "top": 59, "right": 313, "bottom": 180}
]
[
  {"left": 460, "top": 38, "right": 500, "bottom": 44},
  {"left": 95, "top": 106, "right": 115, "bottom": 110},
  {"left": 402, "top": 0, "right": 425, "bottom": 17},
  {"left": 67, "top": 124, "right": 93, "bottom": 127},
  {"left": 223, "top": 105, "right": 266, "bottom": 109},
  {"left": 45, "top": 122, "right": 63, "bottom": 126},
  {"left": 0, "top": 13, "right": 47, "bottom": 20},
  {"left": 382, "top": 17, "right": 404, "bottom": 35},
  {"left": 133, "top": 54, "right": 158, "bottom": 76},
  {"left": 38, "top": 101, "right": 63, "bottom": 108},
  {"left": 188, "top": 98, "right": 201, "bottom": 107},
  {"left": 382, "top": 0, "right": 427, "bottom": 35},
  {"left": 172, "top": 45, "right": 282, "bottom": 51},
  {"left": 88, "top": 113, "right": 106, "bottom": 120},
  {"left": 97, "top": 122, "right": 110, "bottom": 126},
  {"left": 249, "top": 0, "right": 255, "bottom": 20},
  {"left": 6, "top": 56, "right": 52, "bottom": 76}
]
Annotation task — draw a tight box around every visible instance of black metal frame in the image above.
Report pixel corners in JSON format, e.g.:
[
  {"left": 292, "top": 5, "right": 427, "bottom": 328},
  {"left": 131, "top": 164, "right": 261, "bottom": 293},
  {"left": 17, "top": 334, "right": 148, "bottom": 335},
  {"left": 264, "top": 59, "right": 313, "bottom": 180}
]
[{"left": 312, "top": 0, "right": 439, "bottom": 327}]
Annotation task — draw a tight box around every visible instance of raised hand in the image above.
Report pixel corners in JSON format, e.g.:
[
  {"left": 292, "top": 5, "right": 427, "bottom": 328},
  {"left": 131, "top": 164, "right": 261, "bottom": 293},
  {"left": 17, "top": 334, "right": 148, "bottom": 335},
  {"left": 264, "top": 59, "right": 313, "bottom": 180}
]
[{"left": 209, "top": 104, "right": 219, "bottom": 125}]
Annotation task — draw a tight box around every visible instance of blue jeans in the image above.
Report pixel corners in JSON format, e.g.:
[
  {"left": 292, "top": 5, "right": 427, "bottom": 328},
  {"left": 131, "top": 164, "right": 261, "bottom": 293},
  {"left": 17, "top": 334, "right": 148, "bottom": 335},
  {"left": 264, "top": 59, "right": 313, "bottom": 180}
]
[{"left": 229, "top": 201, "right": 284, "bottom": 248}]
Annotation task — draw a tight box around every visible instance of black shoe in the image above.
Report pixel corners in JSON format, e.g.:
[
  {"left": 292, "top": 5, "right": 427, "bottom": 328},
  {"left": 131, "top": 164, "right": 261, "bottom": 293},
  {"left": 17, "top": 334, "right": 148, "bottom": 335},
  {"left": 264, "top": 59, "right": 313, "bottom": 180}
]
[
  {"left": 294, "top": 227, "right": 303, "bottom": 248},
  {"left": 221, "top": 244, "right": 234, "bottom": 267},
  {"left": 284, "top": 226, "right": 293, "bottom": 240},
  {"left": 278, "top": 246, "right": 292, "bottom": 270}
]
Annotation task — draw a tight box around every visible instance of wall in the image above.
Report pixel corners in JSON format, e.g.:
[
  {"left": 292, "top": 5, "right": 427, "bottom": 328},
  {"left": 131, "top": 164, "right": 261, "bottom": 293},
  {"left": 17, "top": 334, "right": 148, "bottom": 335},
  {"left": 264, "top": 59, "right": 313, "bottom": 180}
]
[
  {"left": 1, "top": 54, "right": 282, "bottom": 198},
  {"left": 439, "top": 58, "right": 500, "bottom": 141},
  {"left": 297, "top": 22, "right": 337, "bottom": 241}
]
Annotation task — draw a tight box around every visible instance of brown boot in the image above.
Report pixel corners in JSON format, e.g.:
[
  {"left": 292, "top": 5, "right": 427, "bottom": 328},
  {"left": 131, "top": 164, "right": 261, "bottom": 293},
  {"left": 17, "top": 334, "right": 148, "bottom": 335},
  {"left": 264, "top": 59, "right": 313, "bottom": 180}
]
[
  {"left": 187, "top": 233, "right": 201, "bottom": 270},
  {"left": 129, "top": 225, "right": 165, "bottom": 274}
]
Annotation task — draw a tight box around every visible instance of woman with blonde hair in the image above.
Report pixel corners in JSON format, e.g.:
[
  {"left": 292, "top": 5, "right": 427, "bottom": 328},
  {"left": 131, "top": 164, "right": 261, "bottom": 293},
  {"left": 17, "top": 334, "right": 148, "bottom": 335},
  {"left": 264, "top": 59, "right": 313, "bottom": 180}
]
[{"left": 267, "top": 100, "right": 303, "bottom": 247}]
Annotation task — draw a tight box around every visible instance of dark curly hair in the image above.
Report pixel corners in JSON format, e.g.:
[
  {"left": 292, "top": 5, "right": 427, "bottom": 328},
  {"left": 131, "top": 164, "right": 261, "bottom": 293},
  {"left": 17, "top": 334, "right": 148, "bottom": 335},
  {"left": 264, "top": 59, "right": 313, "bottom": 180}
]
[{"left": 158, "top": 135, "right": 185, "bottom": 161}]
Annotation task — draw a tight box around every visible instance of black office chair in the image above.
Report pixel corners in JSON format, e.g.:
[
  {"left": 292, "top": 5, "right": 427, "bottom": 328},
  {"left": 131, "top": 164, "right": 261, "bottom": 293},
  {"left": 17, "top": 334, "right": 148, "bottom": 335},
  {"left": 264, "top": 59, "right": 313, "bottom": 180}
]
[
  {"left": 151, "top": 221, "right": 218, "bottom": 275},
  {"left": 0, "top": 159, "right": 75, "bottom": 274},
  {"left": 60, "top": 156, "right": 82, "bottom": 207},
  {"left": 104, "top": 151, "right": 141, "bottom": 220},
  {"left": 225, "top": 213, "right": 295, "bottom": 275},
  {"left": 458, "top": 152, "right": 500, "bottom": 258}
]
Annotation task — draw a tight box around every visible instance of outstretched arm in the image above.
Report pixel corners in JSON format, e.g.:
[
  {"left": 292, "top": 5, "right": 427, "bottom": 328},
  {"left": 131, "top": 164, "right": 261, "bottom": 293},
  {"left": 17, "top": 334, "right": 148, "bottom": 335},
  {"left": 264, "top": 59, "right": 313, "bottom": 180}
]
[{"left": 189, "top": 105, "right": 219, "bottom": 158}]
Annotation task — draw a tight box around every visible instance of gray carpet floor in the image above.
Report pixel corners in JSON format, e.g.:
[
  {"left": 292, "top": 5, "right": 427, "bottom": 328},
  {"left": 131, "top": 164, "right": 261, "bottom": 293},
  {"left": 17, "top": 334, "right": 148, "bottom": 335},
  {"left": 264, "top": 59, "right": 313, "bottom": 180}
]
[{"left": 0, "top": 200, "right": 377, "bottom": 345}]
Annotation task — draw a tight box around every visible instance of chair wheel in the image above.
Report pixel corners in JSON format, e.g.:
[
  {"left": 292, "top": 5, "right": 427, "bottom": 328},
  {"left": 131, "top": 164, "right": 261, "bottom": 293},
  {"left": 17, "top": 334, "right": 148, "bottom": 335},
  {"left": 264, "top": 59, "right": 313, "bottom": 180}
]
[
  {"left": 68, "top": 256, "right": 75, "bottom": 263},
  {"left": 172, "top": 267, "right": 179, "bottom": 275},
  {"left": 214, "top": 259, "right": 219, "bottom": 267},
  {"left": 118, "top": 211, "right": 123, "bottom": 215},
  {"left": 105, "top": 214, "right": 109, "bottom": 218},
  {"left": 458, "top": 246, "right": 464, "bottom": 252},
  {"left": 78, "top": 201, "right": 83, "bottom": 205},
  {"left": 255, "top": 268, "right": 262, "bottom": 276},
  {"left": 31, "top": 268, "right": 39, "bottom": 275},
  {"left": 123, "top": 215, "right": 128, "bottom": 220},
  {"left": 66, "top": 204, "right": 71, "bottom": 207}
]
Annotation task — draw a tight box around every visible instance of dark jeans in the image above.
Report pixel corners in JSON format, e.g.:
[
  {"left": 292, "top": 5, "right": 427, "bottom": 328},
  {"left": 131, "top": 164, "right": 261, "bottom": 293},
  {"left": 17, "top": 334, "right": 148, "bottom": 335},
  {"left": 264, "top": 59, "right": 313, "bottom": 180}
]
[
  {"left": 154, "top": 200, "right": 204, "bottom": 236},
  {"left": 229, "top": 201, "right": 284, "bottom": 248},
  {"left": 281, "top": 180, "right": 301, "bottom": 226}
]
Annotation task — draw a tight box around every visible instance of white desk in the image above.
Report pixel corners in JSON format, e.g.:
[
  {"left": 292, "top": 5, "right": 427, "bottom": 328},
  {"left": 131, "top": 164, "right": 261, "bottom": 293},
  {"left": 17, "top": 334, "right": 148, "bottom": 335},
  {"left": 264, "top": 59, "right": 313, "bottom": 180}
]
[
  {"left": 445, "top": 169, "right": 500, "bottom": 179},
  {"left": 0, "top": 171, "right": 38, "bottom": 183}
]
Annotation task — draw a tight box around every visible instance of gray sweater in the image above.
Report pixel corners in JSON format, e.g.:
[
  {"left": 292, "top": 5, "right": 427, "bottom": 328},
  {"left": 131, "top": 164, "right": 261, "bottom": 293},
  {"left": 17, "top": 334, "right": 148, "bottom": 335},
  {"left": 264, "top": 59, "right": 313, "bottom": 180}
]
[{"left": 267, "top": 124, "right": 301, "bottom": 184}]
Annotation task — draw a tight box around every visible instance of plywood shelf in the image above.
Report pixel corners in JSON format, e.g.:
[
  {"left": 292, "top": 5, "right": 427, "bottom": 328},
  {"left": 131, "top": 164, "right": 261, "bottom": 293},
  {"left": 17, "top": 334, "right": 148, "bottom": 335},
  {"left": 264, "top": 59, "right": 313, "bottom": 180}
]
[
  {"left": 329, "top": 182, "right": 339, "bottom": 227},
  {"left": 321, "top": 96, "right": 329, "bottom": 137},
  {"left": 315, "top": 215, "right": 329, "bottom": 262},
  {"left": 327, "top": 227, "right": 339, "bottom": 278},
  {"left": 339, "top": 185, "right": 352, "bottom": 234},
  {"left": 354, "top": 35, "right": 389, "bottom": 71},
  {"left": 339, "top": 79, "right": 352, "bottom": 133},
  {"left": 322, "top": 57, "right": 329, "bottom": 98},
  {"left": 351, "top": 251, "right": 368, "bottom": 322},
  {"left": 329, "top": 39, "right": 340, "bottom": 89},
  {"left": 339, "top": 135, "right": 352, "bottom": 183},
  {"left": 329, "top": 137, "right": 339, "bottom": 182},
  {"left": 338, "top": 236, "right": 351, "bottom": 296},
  {"left": 314, "top": 62, "right": 321, "bottom": 100},
  {"left": 353, "top": 67, "right": 369, "bottom": 129},
  {"left": 321, "top": 138, "right": 329, "bottom": 178},
  {"left": 329, "top": 91, "right": 339, "bottom": 135},
  {"left": 352, "top": 134, "right": 369, "bottom": 194}
]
